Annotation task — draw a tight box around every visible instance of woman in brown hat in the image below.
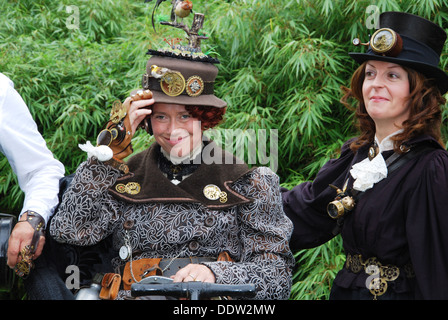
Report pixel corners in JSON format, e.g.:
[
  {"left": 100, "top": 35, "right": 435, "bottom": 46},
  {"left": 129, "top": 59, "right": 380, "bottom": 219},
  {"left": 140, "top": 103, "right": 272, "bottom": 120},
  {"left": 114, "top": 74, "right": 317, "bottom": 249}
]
[
  {"left": 282, "top": 12, "right": 448, "bottom": 299},
  {"left": 49, "top": 50, "right": 294, "bottom": 299}
]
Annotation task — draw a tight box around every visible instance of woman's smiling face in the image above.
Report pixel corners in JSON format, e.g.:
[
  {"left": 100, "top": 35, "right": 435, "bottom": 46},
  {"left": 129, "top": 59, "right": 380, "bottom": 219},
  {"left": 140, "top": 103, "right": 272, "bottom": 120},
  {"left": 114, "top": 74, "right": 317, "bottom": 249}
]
[
  {"left": 150, "top": 103, "right": 202, "bottom": 158},
  {"left": 362, "top": 60, "right": 411, "bottom": 129}
]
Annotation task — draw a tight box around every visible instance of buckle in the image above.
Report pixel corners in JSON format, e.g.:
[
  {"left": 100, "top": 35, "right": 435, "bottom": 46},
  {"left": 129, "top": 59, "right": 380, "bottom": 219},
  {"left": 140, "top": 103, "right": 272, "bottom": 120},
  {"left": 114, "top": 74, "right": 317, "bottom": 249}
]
[{"left": 345, "top": 253, "right": 413, "bottom": 299}]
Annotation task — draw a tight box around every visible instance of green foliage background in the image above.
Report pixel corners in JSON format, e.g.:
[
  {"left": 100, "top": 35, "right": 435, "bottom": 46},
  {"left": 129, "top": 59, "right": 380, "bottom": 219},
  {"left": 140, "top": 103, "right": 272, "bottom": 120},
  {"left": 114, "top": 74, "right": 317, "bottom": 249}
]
[{"left": 0, "top": 0, "right": 447, "bottom": 299}]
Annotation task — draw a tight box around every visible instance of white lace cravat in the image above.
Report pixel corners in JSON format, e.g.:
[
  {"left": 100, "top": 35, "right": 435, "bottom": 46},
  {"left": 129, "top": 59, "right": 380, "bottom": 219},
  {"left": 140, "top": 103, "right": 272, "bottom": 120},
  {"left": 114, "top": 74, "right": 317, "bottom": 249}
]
[
  {"left": 350, "top": 153, "right": 388, "bottom": 191},
  {"left": 349, "top": 130, "right": 402, "bottom": 192}
]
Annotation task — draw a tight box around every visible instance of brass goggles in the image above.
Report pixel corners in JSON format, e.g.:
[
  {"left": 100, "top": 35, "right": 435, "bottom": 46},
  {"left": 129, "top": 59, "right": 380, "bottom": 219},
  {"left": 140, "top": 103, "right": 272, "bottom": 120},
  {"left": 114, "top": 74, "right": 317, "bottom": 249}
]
[
  {"left": 327, "top": 183, "right": 356, "bottom": 219},
  {"left": 97, "top": 100, "right": 128, "bottom": 147},
  {"left": 97, "top": 127, "right": 120, "bottom": 147}
]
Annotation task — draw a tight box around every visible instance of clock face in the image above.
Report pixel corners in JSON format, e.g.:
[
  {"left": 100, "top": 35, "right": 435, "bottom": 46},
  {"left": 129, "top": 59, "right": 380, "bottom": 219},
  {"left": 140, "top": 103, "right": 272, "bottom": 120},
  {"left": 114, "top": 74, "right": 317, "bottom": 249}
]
[
  {"left": 119, "top": 245, "right": 131, "bottom": 260},
  {"left": 371, "top": 28, "right": 396, "bottom": 53}
]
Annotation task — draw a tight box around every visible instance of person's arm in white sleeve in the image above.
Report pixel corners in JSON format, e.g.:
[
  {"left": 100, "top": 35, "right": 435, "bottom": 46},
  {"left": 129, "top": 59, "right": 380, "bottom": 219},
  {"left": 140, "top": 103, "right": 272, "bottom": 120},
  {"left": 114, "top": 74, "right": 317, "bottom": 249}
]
[{"left": 0, "top": 74, "right": 65, "bottom": 268}]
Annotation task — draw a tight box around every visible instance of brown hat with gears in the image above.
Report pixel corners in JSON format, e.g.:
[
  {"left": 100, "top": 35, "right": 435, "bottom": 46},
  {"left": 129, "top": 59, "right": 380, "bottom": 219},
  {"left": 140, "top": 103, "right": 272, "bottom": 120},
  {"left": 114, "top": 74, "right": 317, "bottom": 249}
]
[{"left": 133, "top": 0, "right": 226, "bottom": 109}]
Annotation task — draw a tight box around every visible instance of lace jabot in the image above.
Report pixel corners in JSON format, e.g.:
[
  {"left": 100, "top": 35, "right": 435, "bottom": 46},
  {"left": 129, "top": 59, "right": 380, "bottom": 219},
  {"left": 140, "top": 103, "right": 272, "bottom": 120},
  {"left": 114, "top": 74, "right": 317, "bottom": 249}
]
[{"left": 350, "top": 130, "right": 402, "bottom": 192}]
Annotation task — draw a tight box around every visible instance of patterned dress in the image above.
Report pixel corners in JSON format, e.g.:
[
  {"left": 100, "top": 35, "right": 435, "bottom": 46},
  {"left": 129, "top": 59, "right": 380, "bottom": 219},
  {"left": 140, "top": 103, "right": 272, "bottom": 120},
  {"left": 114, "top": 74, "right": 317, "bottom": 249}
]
[{"left": 50, "top": 142, "right": 294, "bottom": 300}]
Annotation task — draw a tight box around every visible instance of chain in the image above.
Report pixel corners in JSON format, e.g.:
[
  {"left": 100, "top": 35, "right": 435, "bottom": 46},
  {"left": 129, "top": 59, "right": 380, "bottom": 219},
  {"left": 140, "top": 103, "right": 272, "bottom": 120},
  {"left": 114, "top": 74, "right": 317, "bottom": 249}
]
[{"left": 160, "top": 247, "right": 186, "bottom": 273}]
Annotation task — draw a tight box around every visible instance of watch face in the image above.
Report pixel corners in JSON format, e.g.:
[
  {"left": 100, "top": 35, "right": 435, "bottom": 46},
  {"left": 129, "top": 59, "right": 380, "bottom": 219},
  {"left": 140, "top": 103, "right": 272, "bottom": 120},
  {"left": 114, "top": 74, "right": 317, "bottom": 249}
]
[
  {"left": 119, "top": 245, "right": 130, "bottom": 260},
  {"left": 371, "top": 28, "right": 397, "bottom": 53},
  {"left": 203, "top": 184, "right": 221, "bottom": 201}
]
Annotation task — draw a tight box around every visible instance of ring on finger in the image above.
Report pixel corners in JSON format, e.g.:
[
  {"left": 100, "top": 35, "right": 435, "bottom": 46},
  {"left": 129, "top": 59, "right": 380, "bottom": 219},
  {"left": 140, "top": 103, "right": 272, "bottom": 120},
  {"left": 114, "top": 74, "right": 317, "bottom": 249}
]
[
  {"left": 188, "top": 274, "right": 196, "bottom": 281},
  {"left": 130, "top": 89, "right": 152, "bottom": 102},
  {"left": 130, "top": 90, "right": 143, "bottom": 101}
]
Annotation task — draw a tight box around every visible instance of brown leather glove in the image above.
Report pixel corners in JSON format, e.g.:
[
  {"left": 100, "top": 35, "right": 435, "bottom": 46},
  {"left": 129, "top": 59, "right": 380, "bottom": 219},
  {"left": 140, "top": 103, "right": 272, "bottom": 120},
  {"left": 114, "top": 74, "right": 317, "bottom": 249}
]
[
  {"left": 96, "top": 89, "right": 153, "bottom": 170},
  {"left": 97, "top": 99, "right": 133, "bottom": 161}
]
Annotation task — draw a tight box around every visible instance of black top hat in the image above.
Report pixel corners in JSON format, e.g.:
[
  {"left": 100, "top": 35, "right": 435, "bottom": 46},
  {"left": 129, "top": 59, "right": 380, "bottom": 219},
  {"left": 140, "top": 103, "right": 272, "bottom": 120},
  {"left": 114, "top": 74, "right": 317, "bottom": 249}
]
[{"left": 350, "top": 12, "right": 448, "bottom": 94}]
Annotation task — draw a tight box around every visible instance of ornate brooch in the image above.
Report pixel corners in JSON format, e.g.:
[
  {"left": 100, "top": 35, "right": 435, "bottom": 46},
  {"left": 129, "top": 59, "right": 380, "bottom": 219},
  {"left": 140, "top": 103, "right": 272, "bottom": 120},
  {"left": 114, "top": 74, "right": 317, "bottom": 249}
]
[
  {"left": 203, "top": 184, "right": 227, "bottom": 203},
  {"left": 116, "top": 182, "right": 141, "bottom": 195}
]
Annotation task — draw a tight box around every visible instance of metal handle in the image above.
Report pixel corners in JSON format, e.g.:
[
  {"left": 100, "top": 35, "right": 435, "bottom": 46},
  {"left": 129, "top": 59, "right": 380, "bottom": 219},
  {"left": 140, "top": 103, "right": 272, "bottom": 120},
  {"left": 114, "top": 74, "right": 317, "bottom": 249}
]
[{"left": 131, "top": 281, "right": 256, "bottom": 300}]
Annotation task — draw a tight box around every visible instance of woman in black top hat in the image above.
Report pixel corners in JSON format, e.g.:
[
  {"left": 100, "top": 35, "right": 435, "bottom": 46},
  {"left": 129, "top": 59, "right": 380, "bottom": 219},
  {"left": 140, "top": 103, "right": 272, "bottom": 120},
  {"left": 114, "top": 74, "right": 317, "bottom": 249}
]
[{"left": 282, "top": 11, "right": 448, "bottom": 299}]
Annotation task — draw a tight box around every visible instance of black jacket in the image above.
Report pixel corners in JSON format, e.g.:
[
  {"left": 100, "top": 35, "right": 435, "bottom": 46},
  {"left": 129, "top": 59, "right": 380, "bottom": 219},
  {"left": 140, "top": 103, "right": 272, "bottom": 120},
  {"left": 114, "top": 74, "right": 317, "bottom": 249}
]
[{"left": 282, "top": 135, "right": 448, "bottom": 299}]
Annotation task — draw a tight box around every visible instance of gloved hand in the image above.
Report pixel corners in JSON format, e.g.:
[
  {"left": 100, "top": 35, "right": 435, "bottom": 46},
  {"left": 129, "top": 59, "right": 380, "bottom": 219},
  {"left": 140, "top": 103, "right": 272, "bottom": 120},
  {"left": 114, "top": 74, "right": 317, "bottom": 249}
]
[{"left": 97, "top": 89, "right": 154, "bottom": 161}]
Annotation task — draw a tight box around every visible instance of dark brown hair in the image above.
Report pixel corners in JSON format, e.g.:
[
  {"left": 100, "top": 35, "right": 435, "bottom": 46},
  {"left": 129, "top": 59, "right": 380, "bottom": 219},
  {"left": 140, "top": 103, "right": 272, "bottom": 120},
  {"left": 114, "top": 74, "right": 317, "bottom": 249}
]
[{"left": 340, "top": 61, "right": 446, "bottom": 153}]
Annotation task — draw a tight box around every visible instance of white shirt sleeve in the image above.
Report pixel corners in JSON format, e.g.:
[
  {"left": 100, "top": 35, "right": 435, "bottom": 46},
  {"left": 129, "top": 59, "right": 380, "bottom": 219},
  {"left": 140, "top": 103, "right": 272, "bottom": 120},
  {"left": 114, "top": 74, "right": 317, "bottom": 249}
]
[{"left": 0, "top": 73, "right": 65, "bottom": 225}]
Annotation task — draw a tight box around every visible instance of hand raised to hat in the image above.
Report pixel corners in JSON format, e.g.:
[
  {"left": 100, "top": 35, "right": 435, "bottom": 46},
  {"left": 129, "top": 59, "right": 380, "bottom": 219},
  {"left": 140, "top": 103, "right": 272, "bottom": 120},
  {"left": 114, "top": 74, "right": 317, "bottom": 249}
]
[
  {"left": 99, "top": 90, "right": 154, "bottom": 162},
  {"left": 129, "top": 89, "right": 154, "bottom": 136}
]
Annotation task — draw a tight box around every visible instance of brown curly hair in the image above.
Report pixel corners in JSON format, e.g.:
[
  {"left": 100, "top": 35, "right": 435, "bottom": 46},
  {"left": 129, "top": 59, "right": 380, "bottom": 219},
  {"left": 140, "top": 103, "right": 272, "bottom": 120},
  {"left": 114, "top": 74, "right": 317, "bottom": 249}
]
[
  {"left": 185, "top": 105, "right": 226, "bottom": 130},
  {"left": 340, "top": 61, "right": 446, "bottom": 153}
]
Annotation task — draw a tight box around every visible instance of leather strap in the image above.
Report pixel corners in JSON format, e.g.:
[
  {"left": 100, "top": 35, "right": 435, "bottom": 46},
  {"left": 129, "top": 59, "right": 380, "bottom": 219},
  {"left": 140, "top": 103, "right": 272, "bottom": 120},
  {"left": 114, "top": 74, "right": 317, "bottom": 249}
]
[
  {"left": 122, "top": 258, "right": 162, "bottom": 290},
  {"left": 351, "top": 143, "right": 436, "bottom": 200},
  {"left": 386, "top": 143, "right": 435, "bottom": 174},
  {"left": 24, "top": 211, "right": 45, "bottom": 253},
  {"left": 13, "top": 211, "right": 45, "bottom": 279}
]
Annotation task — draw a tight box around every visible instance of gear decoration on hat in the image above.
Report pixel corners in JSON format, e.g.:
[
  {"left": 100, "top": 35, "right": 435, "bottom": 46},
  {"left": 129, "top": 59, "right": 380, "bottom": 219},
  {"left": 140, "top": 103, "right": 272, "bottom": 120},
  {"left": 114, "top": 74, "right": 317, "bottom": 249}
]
[
  {"left": 349, "top": 11, "right": 448, "bottom": 95},
  {"left": 353, "top": 28, "right": 403, "bottom": 58},
  {"left": 160, "top": 71, "right": 186, "bottom": 96},
  {"left": 143, "top": 65, "right": 209, "bottom": 97},
  {"left": 370, "top": 28, "right": 403, "bottom": 57},
  {"left": 185, "top": 75, "right": 204, "bottom": 97}
]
